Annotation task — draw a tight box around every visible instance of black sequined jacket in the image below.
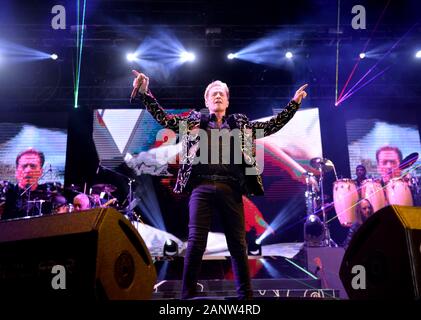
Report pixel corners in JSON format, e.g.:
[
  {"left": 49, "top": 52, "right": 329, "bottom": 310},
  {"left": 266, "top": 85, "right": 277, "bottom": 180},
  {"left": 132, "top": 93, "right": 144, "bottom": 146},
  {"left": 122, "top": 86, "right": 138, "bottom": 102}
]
[{"left": 139, "top": 90, "right": 300, "bottom": 195}]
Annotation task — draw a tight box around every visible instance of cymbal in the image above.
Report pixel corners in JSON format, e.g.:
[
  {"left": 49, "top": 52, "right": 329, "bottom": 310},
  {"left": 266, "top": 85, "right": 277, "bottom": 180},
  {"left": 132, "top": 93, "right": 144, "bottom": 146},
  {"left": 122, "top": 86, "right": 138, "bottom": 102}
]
[
  {"left": 310, "top": 157, "right": 333, "bottom": 172},
  {"left": 34, "top": 182, "right": 62, "bottom": 195},
  {"left": 43, "top": 181, "right": 63, "bottom": 191},
  {"left": 400, "top": 152, "right": 419, "bottom": 170},
  {"left": 65, "top": 184, "right": 81, "bottom": 192},
  {"left": 92, "top": 183, "right": 117, "bottom": 194}
]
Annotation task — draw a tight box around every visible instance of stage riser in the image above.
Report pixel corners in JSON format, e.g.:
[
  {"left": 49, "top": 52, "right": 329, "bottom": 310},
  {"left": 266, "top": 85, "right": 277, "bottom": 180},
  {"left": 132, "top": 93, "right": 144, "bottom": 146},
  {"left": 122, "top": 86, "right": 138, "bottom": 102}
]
[
  {"left": 155, "top": 254, "right": 310, "bottom": 281},
  {"left": 155, "top": 279, "right": 322, "bottom": 292},
  {"left": 153, "top": 289, "right": 339, "bottom": 300}
]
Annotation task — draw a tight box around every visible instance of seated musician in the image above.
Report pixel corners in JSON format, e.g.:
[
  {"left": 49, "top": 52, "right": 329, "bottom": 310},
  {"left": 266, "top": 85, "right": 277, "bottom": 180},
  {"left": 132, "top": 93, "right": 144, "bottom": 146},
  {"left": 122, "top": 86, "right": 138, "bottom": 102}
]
[
  {"left": 73, "top": 193, "right": 91, "bottom": 212},
  {"left": 354, "top": 164, "right": 367, "bottom": 188},
  {"left": 52, "top": 195, "right": 70, "bottom": 214},
  {"left": 343, "top": 198, "right": 374, "bottom": 249}
]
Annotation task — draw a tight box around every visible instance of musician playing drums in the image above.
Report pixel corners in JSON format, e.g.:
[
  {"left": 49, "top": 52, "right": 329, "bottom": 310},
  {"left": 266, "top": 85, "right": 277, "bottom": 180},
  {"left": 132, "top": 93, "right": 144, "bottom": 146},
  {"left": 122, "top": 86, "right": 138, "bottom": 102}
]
[
  {"left": 73, "top": 193, "right": 91, "bottom": 212},
  {"left": 353, "top": 164, "right": 367, "bottom": 188}
]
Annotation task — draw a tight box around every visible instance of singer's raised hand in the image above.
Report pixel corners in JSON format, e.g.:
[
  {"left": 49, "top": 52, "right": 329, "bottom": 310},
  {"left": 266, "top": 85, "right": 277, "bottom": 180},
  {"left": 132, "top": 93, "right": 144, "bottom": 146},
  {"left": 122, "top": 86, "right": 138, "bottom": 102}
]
[
  {"left": 293, "top": 84, "right": 308, "bottom": 104},
  {"left": 132, "top": 70, "right": 149, "bottom": 94}
]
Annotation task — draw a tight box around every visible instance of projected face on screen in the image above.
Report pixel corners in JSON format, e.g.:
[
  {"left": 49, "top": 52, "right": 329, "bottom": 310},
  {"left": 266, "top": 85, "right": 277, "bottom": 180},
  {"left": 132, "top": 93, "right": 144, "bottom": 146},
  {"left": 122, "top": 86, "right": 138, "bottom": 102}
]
[
  {"left": 0, "top": 114, "right": 68, "bottom": 185},
  {"left": 15, "top": 150, "right": 44, "bottom": 189},
  {"left": 375, "top": 146, "right": 403, "bottom": 183},
  {"left": 347, "top": 119, "right": 421, "bottom": 182}
]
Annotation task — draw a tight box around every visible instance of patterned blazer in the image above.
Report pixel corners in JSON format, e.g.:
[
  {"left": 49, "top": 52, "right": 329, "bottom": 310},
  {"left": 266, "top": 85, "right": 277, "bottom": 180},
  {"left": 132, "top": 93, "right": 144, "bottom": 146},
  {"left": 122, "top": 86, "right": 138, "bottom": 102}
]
[{"left": 139, "top": 90, "right": 300, "bottom": 195}]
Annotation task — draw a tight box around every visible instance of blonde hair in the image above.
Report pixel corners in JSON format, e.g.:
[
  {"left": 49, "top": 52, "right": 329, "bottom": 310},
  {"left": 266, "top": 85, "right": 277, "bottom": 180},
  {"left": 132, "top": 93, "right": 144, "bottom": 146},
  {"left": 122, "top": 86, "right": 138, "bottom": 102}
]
[{"left": 204, "top": 80, "right": 230, "bottom": 101}]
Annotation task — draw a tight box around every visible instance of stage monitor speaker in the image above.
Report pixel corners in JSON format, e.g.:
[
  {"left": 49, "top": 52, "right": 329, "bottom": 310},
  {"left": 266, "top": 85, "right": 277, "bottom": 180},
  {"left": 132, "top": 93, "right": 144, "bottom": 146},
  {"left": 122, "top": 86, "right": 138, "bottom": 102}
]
[
  {"left": 339, "top": 205, "right": 421, "bottom": 300},
  {"left": 0, "top": 208, "right": 157, "bottom": 300}
]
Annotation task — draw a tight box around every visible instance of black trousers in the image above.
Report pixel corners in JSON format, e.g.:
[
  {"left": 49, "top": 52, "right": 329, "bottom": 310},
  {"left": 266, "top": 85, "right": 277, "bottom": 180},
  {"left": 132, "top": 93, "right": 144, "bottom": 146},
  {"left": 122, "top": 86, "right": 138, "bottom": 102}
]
[{"left": 181, "top": 181, "right": 252, "bottom": 299}]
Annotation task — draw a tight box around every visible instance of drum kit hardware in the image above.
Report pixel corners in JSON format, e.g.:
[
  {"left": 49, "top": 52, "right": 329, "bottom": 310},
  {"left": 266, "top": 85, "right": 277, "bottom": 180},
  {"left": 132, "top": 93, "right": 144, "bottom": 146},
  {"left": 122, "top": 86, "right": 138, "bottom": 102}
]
[
  {"left": 65, "top": 184, "right": 81, "bottom": 192},
  {"left": 306, "top": 157, "right": 338, "bottom": 247},
  {"left": 91, "top": 183, "right": 117, "bottom": 194},
  {"left": 94, "top": 163, "right": 137, "bottom": 223}
]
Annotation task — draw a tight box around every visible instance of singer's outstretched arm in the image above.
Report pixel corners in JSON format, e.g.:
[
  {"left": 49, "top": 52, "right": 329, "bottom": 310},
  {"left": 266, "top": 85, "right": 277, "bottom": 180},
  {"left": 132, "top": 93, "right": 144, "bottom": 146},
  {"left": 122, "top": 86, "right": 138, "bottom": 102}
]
[{"left": 132, "top": 70, "right": 199, "bottom": 133}]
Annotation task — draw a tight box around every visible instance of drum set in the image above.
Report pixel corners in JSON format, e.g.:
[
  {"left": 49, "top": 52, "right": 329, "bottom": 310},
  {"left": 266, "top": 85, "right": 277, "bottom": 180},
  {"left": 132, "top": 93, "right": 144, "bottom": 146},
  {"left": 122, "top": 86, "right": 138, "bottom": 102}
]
[
  {"left": 304, "top": 152, "right": 420, "bottom": 247},
  {"left": 304, "top": 157, "right": 338, "bottom": 246},
  {"left": 0, "top": 159, "right": 145, "bottom": 225},
  {"left": 63, "top": 183, "right": 121, "bottom": 211}
]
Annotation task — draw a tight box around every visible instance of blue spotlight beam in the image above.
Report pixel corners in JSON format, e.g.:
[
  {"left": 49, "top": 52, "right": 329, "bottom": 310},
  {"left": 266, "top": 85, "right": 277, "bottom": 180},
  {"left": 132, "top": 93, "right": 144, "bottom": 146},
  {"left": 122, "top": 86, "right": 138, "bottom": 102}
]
[
  {"left": 0, "top": 39, "right": 53, "bottom": 62},
  {"left": 128, "top": 30, "right": 196, "bottom": 82},
  {"left": 133, "top": 175, "right": 166, "bottom": 231},
  {"left": 232, "top": 30, "right": 303, "bottom": 68},
  {"left": 257, "top": 196, "right": 303, "bottom": 244}
]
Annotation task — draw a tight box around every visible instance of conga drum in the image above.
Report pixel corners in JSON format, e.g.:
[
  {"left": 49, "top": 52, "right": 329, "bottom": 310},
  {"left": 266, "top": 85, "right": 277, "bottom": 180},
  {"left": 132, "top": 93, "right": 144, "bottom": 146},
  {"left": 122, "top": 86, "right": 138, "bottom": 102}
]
[
  {"left": 333, "top": 179, "right": 359, "bottom": 227},
  {"left": 385, "top": 177, "right": 413, "bottom": 206},
  {"left": 360, "top": 179, "right": 387, "bottom": 213}
]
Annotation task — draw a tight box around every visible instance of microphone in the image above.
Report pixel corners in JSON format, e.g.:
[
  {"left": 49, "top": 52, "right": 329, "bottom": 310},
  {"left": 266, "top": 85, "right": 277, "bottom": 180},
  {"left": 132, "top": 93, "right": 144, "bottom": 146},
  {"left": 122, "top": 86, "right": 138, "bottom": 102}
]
[
  {"left": 49, "top": 164, "right": 52, "bottom": 172},
  {"left": 130, "top": 86, "right": 139, "bottom": 104},
  {"left": 130, "top": 71, "right": 145, "bottom": 103},
  {"left": 96, "top": 162, "right": 101, "bottom": 175}
]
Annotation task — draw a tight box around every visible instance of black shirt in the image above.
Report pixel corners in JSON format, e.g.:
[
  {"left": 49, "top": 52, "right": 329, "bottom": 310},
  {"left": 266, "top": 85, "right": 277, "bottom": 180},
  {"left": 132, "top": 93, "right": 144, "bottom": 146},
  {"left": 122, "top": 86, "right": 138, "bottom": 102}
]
[
  {"left": 2, "top": 183, "right": 54, "bottom": 220},
  {"left": 191, "top": 114, "right": 245, "bottom": 185}
]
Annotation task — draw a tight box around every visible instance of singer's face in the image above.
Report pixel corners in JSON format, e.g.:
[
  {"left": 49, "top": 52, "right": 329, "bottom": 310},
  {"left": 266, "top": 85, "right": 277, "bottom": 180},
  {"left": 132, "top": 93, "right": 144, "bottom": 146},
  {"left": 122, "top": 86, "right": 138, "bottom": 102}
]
[
  {"left": 16, "top": 154, "right": 43, "bottom": 189},
  {"left": 377, "top": 150, "right": 400, "bottom": 182},
  {"left": 205, "top": 85, "right": 229, "bottom": 114}
]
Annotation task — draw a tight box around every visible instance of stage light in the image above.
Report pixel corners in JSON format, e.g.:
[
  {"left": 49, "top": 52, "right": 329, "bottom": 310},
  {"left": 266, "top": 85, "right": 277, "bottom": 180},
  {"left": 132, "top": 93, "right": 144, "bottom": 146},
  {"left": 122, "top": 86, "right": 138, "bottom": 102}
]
[
  {"left": 285, "top": 51, "right": 293, "bottom": 59},
  {"left": 304, "top": 214, "right": 324, "bottom": 247},
  {"left": 180, "top": 51, "right": 195, "bottom": 62},
  {"left": 163, "top": 239, "right": 178, "bottom": 257},
  {"left": 359, "top": 52, "right": 366, "bottom": 59},
  {"left": 246, "top": 228, "right": 262, "bottom": 256},
  {"left": 227, "top": 53, "right": 236, "bottom": 60},
  {"left": 50, "top": 53, "right": 58, "bottom": 60},
  {"left": 248, "top": 240, "right": 262, "bottom": 256},
  {"left": 126, "top": 52, "right": 137, "bottom": 62},
  {"left": 415, "top": 50, "right": 421, "bottom": 59}
]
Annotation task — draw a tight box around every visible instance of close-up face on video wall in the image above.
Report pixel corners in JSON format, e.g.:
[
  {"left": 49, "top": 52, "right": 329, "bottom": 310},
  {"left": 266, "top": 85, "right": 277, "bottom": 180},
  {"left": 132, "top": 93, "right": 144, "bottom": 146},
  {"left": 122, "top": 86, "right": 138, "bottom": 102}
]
[
  {"left": 93, "top": 107, "right": 323, "bottom": 242},
  {"left": 0, "top": 113, "right": 68, "bottom": 185},
  {"left": 346, "top": 117, "right": 421, "bottom": 180}
]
